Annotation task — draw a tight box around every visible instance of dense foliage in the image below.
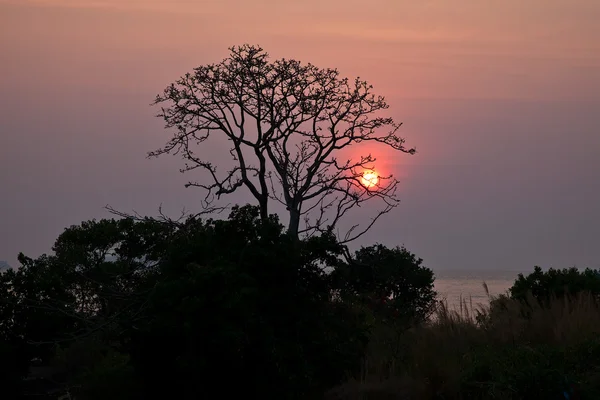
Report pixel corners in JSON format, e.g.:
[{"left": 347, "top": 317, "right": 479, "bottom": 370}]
[
  {"left": 2, "top": 210, "right": 599, "bottom": 399},
  {"left": 509, "top": 265, "right": 600, "bottom": 303},
  {"left": 329, "top": 267, "right": 600, "bottom": 400},
  {"left": 331, "top": 244, "right": 436, "bottom": 326},
  {"left": 0, "top": 205, "right": 436, "bottom": 399}
]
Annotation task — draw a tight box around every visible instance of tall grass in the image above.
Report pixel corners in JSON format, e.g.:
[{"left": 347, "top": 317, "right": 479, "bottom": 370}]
[{"left": 328, "top": 284, "right": 600, "bottom": 399}]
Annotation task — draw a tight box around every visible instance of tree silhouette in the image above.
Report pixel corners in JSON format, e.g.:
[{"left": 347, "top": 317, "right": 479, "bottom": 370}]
[{"left": 151, "top": 44, "right": 415, "bottom": 241}]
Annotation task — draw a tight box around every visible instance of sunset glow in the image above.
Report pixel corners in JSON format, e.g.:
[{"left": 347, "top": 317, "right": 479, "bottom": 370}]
[
  {"left": 0, "top": 0, "right": 598, "bottom": 275},
  {"left": 361, "top": 170, "right": 379, "bottom": 188}
]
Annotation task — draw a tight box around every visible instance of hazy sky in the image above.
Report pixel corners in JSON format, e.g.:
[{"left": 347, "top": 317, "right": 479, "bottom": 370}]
[{"left": 1, "top": 0, "right": 599, "bottom": 271}]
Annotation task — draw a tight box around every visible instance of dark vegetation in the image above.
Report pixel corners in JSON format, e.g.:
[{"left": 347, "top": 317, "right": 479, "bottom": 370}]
[
  {"left": 0, "top": 206, "right": 435, "bottom": 398},
  {"left": 333, "top": 268, "right": 600, "bottom": 400},
  {"left": 2, "top": 210, "right": 600, "bottom": 399},
  {"left": 2, "top": 45, "right": 599, "bottom": 398}
]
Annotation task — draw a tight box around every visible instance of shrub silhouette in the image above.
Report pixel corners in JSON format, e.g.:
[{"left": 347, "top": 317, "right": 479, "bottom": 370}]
[{"left": 510, "top": 266, "right": 600, "bottom": 304}]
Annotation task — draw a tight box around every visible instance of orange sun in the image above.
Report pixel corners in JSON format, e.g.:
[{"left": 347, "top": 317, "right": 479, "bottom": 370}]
[{"left": 361, "top": 170, "right": 379, "bottom": 188}]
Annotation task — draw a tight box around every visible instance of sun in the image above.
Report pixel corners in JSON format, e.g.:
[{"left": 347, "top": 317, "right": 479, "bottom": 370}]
[{"left": 361, "top": 170, "right": 379, "bottom": 188}]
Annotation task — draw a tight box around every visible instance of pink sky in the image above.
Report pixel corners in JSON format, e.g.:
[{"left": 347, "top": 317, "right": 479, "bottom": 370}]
[{"left": 1, "top": 0, "right": 599, "bottom": 271}]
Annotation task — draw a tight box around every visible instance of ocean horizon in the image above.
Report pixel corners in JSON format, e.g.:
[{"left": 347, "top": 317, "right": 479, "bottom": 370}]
[{"left": 433, "top": 269, "right": 526, "bottom": 311}]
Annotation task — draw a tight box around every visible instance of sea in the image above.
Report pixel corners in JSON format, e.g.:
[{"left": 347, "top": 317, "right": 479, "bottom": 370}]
[{"left": 433, "top": 269, "right": 525, "bottom": 311}]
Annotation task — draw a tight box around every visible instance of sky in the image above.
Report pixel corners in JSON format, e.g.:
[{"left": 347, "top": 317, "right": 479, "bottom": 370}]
[{"left": 1, "top": 0, "right": 599, "bottom": 271}]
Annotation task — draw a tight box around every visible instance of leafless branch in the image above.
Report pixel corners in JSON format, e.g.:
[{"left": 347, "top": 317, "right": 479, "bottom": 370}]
[
  {"left": 104, "top": 202, "right": 228, "bottom": 226},
  {"left": 152, "top": 44, "right": 415, "bottom": 241}
]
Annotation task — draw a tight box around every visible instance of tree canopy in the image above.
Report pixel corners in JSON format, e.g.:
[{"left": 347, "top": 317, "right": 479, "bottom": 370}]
[{"left": 152, "top": 44, "right": 415, "bottom": 242}]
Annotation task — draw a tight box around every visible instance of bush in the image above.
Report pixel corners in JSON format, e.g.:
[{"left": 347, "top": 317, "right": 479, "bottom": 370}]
[
  {"left": 52, "top": 337, "right": 139, "bottom": 400},
  {"left": 331, "top": 244, "right": 437, "bottom": 328},
  {"left": 510, "top": 266, "right": 600, "bottom": 304},
  {"left": 331, "top": 289, "right": 600, "bottom": 400}
]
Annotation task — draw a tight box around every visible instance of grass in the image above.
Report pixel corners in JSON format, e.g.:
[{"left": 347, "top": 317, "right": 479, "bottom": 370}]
[{"left": 327, "top": 284, "right": 600, "bottom": 399}]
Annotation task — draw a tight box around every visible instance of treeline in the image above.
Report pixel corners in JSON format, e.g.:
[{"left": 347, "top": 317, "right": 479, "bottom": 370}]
[
  {"left": 2, "top": 206, "right": 600, "bottom": 399},
  {"left": 0, "top": 205, "right": 436, "bottom": 399}
]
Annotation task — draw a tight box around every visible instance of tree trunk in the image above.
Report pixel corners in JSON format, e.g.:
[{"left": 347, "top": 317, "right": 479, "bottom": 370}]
[
  {"left": 288, "top": 208, "right": 301, "bottom": 240},
  {"left": 258, "top": 197, "right": 268, "bottom": 222}
]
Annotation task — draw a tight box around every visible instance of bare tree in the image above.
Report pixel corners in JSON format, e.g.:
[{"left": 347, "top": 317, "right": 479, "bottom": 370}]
[{"left": 151, "top": 44, "right": 415, "bottom": 242}]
